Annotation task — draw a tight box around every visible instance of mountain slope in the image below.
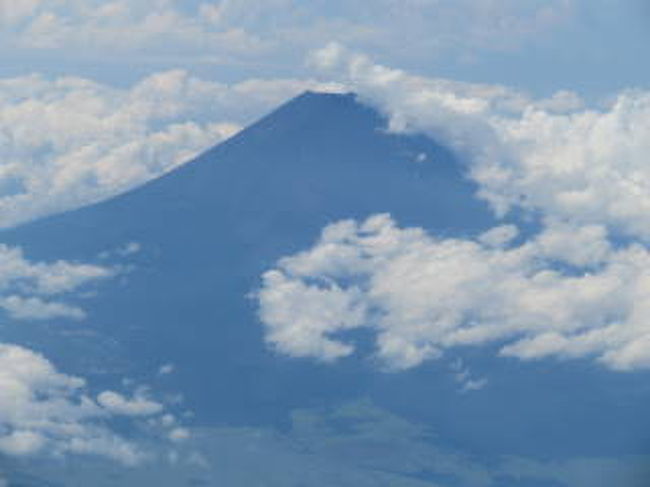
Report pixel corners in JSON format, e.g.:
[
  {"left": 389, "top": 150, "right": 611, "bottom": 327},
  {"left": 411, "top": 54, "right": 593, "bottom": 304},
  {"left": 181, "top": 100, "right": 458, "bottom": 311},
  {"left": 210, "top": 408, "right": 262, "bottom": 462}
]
[{"left": 0, "top": 92, "right": 495, "bottom": 424}]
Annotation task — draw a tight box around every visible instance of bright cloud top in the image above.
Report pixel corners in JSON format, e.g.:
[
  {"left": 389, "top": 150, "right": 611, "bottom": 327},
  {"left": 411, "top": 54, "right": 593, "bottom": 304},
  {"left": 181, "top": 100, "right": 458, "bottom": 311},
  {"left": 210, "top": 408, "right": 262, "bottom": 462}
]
[{"left": 258, "top": 214, "right": 650, "bottom": 372}]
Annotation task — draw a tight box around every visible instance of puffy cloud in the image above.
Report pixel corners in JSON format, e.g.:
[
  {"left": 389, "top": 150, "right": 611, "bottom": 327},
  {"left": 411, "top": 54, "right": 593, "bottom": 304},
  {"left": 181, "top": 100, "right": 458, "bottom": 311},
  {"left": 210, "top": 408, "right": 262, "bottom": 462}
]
[
  {"left": 0, "top": 70, "right": 341, "bottom": 228},
  {"left": 257, "top": 214, "right": 650, "bottom": 371},
  {"left": 0, "top": 295, "right": 85, "bottom": 321},
  {"left": 260, "top": 258, "right": 368, "bottom": 362},
  {"left": 0, "top": 243, "right": 114, "bottom": 321},
  {"left": 97, "top": 391, "right": 164, "bottom": 417},
  {"left": 0, "top": 344, "right": 134, "bottom": 463},
  {"left": 0, "top": 342, "right": 188, "bottom": 464}
]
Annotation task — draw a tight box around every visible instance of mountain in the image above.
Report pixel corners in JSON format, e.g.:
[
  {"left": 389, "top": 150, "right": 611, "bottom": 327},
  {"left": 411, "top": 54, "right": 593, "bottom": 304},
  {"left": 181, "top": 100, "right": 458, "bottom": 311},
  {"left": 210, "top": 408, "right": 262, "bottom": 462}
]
[
  {"left": 0, "top": 92, "right": 494, "bottom": 422},
  {"left": 2, "top": 92, "right": 649, "bottom": 486}
]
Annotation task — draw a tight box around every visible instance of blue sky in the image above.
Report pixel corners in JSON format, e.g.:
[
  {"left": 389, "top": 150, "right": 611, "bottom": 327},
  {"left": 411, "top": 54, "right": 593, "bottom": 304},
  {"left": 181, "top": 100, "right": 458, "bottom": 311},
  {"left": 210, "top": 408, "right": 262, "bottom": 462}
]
[{"left": 1, "top": 0, "right": 649, "bottom": 97}]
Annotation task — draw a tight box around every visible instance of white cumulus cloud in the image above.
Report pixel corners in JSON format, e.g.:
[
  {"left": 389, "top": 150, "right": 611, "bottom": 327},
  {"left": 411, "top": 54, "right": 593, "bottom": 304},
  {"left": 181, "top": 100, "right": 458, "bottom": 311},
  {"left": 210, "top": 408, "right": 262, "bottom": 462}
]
[
  {"left": 257, "top": 214, "right": 650, "bottom": 371},
  {"left": 97, "top": 391, "right": 164, "bottom": 417},
  {"left": 0, "top": 344, "right": 134, "bottom": 463}
]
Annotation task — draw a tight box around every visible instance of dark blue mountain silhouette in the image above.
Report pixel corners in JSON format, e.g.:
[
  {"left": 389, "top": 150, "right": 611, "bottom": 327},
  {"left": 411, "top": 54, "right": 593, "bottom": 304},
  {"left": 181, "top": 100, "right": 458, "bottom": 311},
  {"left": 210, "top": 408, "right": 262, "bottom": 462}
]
[
  {"left": 0, "top": 92, "right": 493, "bottom": 421},
  {"left": 1, "top": 92, "right": 649, "bottom": 478}
]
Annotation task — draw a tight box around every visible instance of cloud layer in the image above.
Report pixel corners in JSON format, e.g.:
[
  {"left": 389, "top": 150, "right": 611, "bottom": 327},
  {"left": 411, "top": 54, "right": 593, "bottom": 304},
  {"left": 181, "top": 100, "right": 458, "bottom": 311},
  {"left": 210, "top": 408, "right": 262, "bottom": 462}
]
[
  {"left": 258, "top": 214, "right": 650, "bottom": 371},
  {"left": 0, "top": 70, "right": 342, "bottom": 228},
  {"left": 0, "top": 1, "right": 574, "bottom": 64}
]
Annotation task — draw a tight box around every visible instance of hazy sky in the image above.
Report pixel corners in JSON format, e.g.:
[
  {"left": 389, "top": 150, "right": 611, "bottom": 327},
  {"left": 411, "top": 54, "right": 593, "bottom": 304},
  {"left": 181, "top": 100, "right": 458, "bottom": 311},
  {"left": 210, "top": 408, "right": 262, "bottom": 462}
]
[{"left": 0, "top": 1, "right": 648, "bottom": 96}]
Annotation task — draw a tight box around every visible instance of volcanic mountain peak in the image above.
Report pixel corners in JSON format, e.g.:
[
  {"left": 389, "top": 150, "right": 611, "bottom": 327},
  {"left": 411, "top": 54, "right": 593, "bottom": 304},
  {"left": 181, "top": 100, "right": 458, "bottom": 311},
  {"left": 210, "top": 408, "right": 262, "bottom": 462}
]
[{"left": 0, "top": 91, "right": 493, "bottom": 425}]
